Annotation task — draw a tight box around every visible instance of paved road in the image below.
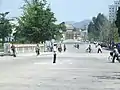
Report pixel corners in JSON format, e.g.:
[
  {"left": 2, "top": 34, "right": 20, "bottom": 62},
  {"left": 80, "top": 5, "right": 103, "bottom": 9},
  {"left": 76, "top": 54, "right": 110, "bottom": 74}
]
[{"left": 0, "top": 44, "right": 120, "bottom": 90}]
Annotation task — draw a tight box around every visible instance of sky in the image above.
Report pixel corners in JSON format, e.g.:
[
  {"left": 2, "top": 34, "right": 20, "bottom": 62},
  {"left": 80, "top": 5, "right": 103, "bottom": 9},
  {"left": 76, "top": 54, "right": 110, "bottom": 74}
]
[{"left": 0, "top": 0, "right": 114, "bottom": 23}]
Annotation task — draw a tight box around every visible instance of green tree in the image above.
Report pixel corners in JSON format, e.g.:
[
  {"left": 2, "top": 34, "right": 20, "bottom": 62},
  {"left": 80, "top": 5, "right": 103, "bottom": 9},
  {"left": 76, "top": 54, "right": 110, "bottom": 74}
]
[
  {"left": 115, "top": 7, "right": 120, "bottom": 37},
  {"left": 16, "top": 0, "right": 59, "bottom": 43},
  {"left": 110, "top": 22, "right": 120, "bottom": 43},
  {"left": 59, "top": 22, "right": 66, "bottom": 32},
  {"left": 0, "top": 12, "right": 13, "bottom": 45},
  {"left": 88, "top": 13, "right": 110, "bottom": 42}
]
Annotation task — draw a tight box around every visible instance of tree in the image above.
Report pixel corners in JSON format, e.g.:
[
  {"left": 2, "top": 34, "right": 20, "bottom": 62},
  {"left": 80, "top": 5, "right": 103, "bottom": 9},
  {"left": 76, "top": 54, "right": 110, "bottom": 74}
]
[
  {"left": 115, "top": 7, "right": 120, "bottom": 37},
  {"left": 0, "top": 12, "right": 13, "bottom": 45},
  {"left": 88, "top": 22, "right": 97, "bottom": 41},
  {"left": 88, "top": 13, "right": 110, "bottom": 42},
  {"left": 110, "top": 22, "right": 119, "bottom": 43},
  {"left": 16, "top": 0, "right": 59, "bottom": 43},
  {"left": 59, "top": 22, "right": 66, "bottom": 32}
]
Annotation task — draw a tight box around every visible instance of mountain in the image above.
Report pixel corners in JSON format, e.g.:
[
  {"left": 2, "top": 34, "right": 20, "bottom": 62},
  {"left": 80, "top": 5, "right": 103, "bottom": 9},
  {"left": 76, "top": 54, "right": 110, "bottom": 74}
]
[
  {"left": 64, "top": 20, "right": 91, "bottom": 29},
  {"left": 65, "top": 21, "right": 76, "bottom": 25},
  {"left": 73, "top": 20, "right": 91, "bottom": 29}
]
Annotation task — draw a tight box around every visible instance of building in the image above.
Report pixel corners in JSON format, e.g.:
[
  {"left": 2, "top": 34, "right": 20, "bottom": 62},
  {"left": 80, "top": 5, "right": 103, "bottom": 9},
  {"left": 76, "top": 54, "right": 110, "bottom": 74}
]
[
  {"left": 109, "top": 0, "right": 120, "bottom": 23},
  {"left": 81, "top": 29, "right": 88, "bottom": 41},
  {"left": 64, "top": 24, "right": 81, "bottom": 40}
]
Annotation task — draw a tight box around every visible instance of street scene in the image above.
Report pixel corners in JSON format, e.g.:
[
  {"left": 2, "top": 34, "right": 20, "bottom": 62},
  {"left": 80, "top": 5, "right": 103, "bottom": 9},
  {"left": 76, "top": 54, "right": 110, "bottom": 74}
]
[
  {"left": 0, "top": 42, "right": 120, "bottom": 90},
  {"left": 1, "top": 0, "right": 120, "bottom": 90}
]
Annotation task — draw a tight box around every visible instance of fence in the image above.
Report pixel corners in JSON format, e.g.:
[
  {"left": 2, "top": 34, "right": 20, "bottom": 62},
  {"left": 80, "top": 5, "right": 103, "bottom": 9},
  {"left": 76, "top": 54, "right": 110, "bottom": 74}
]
[
  {"left": 4, "top": 44, "right": 45, "bottom": 54},
  {"left": 15, "top": 44, "right": 44, "bottom": 53}
]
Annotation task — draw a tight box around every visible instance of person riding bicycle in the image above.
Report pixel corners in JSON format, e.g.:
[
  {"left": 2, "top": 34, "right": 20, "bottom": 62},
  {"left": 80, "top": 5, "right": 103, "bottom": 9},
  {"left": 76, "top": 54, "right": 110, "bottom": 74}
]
[
  {"left": 112, "top": 45, "right": 119, "bottom": 63},
  {"left": 86, "top": 45, "right": 92, "bottom": 53}
]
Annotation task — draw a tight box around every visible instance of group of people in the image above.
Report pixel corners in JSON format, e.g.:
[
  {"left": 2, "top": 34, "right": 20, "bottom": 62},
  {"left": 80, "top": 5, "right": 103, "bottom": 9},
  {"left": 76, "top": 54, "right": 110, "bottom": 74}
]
[
  {"left": 57, "top": 44, "right": 66, "bottom": 53},
  {"left": 35, "top": 43, "right": 67, "bottom": 56},
  {"left": 86, "top": 43, "right": 102, "bottom": 53},
  {"left": 8, "top": 43, "right": 67, "bottom": 57}
]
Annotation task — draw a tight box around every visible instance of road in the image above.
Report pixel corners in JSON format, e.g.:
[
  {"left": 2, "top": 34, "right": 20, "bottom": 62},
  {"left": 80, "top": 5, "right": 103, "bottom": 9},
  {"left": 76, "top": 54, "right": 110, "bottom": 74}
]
[{"left": 0, "top": 44, "right": 120, "bottom": 90}]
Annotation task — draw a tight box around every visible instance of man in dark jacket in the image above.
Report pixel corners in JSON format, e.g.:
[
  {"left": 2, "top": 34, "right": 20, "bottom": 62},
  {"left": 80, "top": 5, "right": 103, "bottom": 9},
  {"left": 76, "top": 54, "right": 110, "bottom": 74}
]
[{"left": 11, "top": 43, "right": 16, "bottom": 57}]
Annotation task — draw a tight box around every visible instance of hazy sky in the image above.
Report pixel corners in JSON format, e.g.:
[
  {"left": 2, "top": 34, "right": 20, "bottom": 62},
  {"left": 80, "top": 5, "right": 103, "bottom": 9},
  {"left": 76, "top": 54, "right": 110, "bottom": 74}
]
[{"left": 0, "top": 0, "right": 114, "bottom": 22}]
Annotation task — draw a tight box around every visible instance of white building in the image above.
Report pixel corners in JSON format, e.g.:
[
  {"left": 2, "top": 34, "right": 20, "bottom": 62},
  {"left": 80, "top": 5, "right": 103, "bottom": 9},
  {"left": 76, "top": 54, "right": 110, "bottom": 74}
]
[
  {"left": 109, "top": 0, "right": 120, "bottom": 23},
  {"left": 64, "top": 24, "right": 81, "bottom": 40}
]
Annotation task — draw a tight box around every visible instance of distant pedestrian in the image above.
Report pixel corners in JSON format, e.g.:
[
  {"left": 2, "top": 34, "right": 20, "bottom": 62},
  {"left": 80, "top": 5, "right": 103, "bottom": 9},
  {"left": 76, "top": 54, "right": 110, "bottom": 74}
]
[
  {"left": 86, "top": 44, "right": 92, "bottom": 53},
  {"left": 53, "top": 44, "right": 57, "bottom": 63},
  {"left": 97, "top": 44, "right": 102, "bottom": 53},
  {"left": 77, "top": 44, "right": 79, "bottom": 49},
  {"left": 35, "top": 44, "right": 40, "bottom": 56},
  {"left": 11, "top": 43, "right": 16, "bottom": 57},
  {"left": 63, "top": 44, "right": 66, "bottom": 52},
  {"left": 58, "top": 44, "right": 62, "bottom": 53}
]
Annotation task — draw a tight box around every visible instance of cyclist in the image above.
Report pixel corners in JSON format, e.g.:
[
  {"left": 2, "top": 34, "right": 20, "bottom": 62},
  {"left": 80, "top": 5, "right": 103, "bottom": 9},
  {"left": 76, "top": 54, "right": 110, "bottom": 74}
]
[{"left": 112, "top": 45, "right": 119, "bottom": 63}]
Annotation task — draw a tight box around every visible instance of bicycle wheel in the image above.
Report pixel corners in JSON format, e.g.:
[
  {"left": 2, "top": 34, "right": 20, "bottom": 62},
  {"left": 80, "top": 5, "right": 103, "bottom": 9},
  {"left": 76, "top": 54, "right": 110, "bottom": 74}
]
[{"left": 108, "top": 56, "right": 113, "bottom": 62}]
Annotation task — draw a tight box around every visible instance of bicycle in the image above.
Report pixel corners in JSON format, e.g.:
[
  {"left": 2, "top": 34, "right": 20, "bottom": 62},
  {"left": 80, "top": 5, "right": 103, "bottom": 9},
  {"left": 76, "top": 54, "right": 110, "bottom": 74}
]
[
  {"left": 108, "top": 55, "right": 113, "bottom": 62},
  {"left": 108, "top": 52, "right": 120, "bottom": 63}
]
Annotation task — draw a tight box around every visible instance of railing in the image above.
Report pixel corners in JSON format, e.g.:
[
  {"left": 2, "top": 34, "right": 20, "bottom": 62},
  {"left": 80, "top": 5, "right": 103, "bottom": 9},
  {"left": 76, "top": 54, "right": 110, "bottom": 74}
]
[
  {"left": 14, "top": 44, "right": 44, "bottom": 53},
  {"left": 4, "top": 44, "right": 45, "bottom": 54}
]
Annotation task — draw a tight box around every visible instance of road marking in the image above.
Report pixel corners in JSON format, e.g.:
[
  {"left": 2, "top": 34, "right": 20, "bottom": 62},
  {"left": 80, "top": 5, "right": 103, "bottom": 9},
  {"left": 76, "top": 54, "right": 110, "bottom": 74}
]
[
  {"left": 67, "top": 60, "right": 70, "bottom": 62},
  {"left": 34, "top": 62, "right": 48, "bottom": 65},
  {"left": 60, "top": 63, "right": 63, "bottom": 64},
  {"left": 69, "top": 63, "right": 72, "bottom": 64},
  {"left": 34, "top": 62, "right": 73, "bottom": 65},
  {"left": 49, "top": 68, "right": 88, "bottom": 70}
]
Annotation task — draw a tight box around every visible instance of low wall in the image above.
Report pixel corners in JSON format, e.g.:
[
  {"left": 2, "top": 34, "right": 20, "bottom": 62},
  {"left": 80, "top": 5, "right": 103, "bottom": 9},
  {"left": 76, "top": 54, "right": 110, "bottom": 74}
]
[
  {"left": 14, "top": 44, "right": 44, "bottom": 53},
  {"left": 4, "top": 44, "right": 45, "bottom": 54}
]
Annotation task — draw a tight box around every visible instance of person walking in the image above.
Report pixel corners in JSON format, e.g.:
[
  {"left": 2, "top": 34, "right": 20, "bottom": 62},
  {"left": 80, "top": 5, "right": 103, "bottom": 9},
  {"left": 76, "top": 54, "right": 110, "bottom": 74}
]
[
  {"left": 53, "top": 44, "right": 57, "bottom": 63},
  {"left": 11, "top": 43, "right": 16, "bottom": 57},
  {"left": 97, "top": 44, "right": 102, "bottom": 53},
  {"left": 58, "top": 44, "right": 62, "bottom": 53},
  {"left": 86, "top": 44, "right": 92, "bottom": 53},
  {"left": 35, "top": 44, "right": 40, "bottom": 56},
  {"left": 77, "top": 44, "right": 79, "bottom": 49},
  {"left": 63, "top": 44, "right": 66, "bottom": 52}
]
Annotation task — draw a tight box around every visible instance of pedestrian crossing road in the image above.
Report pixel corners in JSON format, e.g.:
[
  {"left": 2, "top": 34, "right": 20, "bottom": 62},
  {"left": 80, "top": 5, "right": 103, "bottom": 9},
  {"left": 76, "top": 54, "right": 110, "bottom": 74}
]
[{"left": 0, "top": 44, "right": 120, "bottom": 90}]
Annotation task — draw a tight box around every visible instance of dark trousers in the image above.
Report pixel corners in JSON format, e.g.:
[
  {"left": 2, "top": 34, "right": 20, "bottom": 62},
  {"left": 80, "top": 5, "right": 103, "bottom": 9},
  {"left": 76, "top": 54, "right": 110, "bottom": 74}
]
[
  {"left": 112, "top": 54, "right": 119, "bottom": 63},
  {"left": 12, "top": 49, "right": 16, "bottom": 57},
  {"left": 97, "top": 49, "right": 102, "bottom": 53},
  {"left": 36, "top": 50, "right": 40, "bottom": 56},
  {"left": 64, "top": 48, "right": 66, "bottom": 52},
  {"left": 53, "top": 53, "right": 56, "bottom": 63}
]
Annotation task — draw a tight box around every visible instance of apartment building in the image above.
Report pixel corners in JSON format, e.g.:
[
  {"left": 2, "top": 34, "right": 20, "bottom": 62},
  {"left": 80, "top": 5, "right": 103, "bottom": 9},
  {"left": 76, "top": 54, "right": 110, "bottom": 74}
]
[{"left": 109, "top": 0, "right": 120, "bottom": 22}]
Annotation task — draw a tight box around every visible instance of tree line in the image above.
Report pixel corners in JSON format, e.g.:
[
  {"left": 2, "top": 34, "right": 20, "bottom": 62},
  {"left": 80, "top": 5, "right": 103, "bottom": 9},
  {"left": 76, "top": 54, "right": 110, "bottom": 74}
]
[
  {"left": 88, "top": 13, "right": 119, "bottom": 44},
  {"left": 0, "top": 0, "right": 66, "bottom": 45}
]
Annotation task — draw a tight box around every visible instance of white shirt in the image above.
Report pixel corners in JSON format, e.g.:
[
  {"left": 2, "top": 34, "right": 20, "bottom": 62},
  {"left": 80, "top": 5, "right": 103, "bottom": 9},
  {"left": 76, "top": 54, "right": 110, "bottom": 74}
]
[
  {"left": 53, "top": 46, "right": 57, "bottom": 52},
  {"left": 114, "top": 48, "right": 119, "bottom": 55},
  {"left": 97, "top": 45, "right": 102, "bottom": 50}
]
